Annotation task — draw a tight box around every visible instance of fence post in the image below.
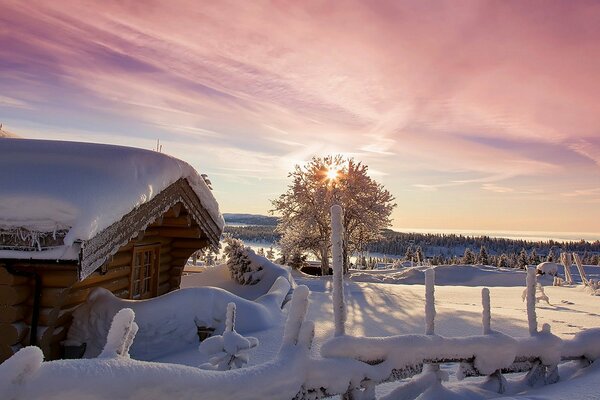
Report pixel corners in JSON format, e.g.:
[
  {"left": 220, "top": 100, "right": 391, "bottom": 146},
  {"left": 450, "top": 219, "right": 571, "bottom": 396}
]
[
  {"left": 425, "top": 268, "right": 436, "bottom": 336},
  {"left": 481, "top": 288, "right": 507, "bottom": 393},
  {"left": 526, "top": 267, "right": 538, "bottom": 336},
  {"left": 331, "top": 204, "right": 346, "bottom": 337},
  {"left": 573, "top": 253, "right": 588, "bottom": 286},
  {"left": 561, "top": 252, "right": 574, "bottom": 284},
  {"left": 482, "top": 288, "right": 491, "bottom": 335}
]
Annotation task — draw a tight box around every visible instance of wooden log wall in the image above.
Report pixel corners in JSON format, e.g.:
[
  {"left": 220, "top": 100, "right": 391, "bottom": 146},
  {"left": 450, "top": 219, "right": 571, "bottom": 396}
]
[
  {"left": 0, "top": 203, "right": 214, "bottom": 363},
  {"left": 0, "top": 263, "right": 31, "bottom": 362}
]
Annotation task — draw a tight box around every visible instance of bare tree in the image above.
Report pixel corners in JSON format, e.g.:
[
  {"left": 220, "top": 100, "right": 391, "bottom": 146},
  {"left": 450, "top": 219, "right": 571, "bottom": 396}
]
[{"left": 271, "top": 155, "right": 396, "bottom": 274}]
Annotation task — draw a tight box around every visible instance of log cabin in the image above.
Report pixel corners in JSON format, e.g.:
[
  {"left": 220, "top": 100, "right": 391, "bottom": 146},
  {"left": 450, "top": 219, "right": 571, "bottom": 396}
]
[{"left": 0, "top": 139, "right": 224, "bottom": 362}]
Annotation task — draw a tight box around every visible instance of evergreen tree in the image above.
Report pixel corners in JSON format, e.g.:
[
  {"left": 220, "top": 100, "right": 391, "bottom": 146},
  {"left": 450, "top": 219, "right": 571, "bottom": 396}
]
[
  {"left": 405, "top": 245, "right": 415, "bottom": 262},
  {"left": 546, "top": 247, "right": 556, "bottom": 262},
  {"left": 478, "top": 246, "right": 489, "bottom": 265},
  {"left": 266, "top": 247, "right": 275, "bottom": 260},
  {"left": 497, "top": 253, "right": 509, "bottom": 268},
  {"left": 288, "top": 251, "right": 307, "bottom": 270},
  {"left": 415, "top": 246, "right": 424, "bottom": 264},
  {"left": 462, "top": 247, "right": 475, "bottom": 264},
  {"left": 529, "top": 248, "right": 539, "bottom": 265},
  {"left": 257, "top": 247, "right": 265, "bottom": 257},
  {"left": 223, "top": 237, "right": 262, "bottom": 285},
  {"left": 204, "top": 250, "right": 215, "bottom": 266},
  {"left": 582, "top": 250, "right": 590, "bottom": 264},
  {"left": 517, "top": 248, "right": 529, "bottom": 269}
]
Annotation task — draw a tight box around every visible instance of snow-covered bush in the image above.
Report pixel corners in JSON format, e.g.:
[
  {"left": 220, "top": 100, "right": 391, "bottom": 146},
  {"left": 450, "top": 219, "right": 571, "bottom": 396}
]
[
  {"left": 521, "top": 282, "right": 550, "bottom": 305},
  {"left": 199, "top": 302, "right": 259, "bottom": 370},
  {"left": 536, "top": 262, "right": 559, "bottom": 276},
  {"left": 223, "top": 236, "right": 263, "bottom": 285}
]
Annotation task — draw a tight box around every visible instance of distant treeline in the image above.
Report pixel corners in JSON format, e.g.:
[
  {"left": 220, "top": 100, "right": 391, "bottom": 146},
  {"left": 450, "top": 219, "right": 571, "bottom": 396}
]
[
  {"left": 365, "top": 230, "right": 600, "bottom": 258},
  {"left": 223, "top": 225, "right": 280, "bottom": 243},
  {"left": 224, "top": 224, "right": 600, "bottom": 265},
  {"left": 223, "top": 213, "right": 278, "bottom": 226}
]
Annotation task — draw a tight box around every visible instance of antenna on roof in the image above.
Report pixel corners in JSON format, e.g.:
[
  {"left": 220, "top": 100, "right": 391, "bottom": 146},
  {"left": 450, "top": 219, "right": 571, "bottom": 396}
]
[{"left": 155, "top": 139, "right": 162, "bottom": 153}]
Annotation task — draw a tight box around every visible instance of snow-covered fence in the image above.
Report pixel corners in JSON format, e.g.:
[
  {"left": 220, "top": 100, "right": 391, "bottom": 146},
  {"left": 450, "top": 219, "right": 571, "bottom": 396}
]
[
  {"left": 561, "top": 252, "right": 574, "bottom": 284},
  {"left": 307, "top": 265, "right": 600, "bottom": 400},
  {"left": 573, "top": 253, "right": 589, "bottom": 286}
]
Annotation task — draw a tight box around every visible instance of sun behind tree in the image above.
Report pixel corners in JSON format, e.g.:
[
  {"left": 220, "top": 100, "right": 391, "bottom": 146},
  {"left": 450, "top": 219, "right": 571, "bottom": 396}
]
[
  {"left": 325, "top": 167, "right": 339, "bottom": 181},
  {"left": 271, "top": 155, "right": 396, "bottom": 275}
]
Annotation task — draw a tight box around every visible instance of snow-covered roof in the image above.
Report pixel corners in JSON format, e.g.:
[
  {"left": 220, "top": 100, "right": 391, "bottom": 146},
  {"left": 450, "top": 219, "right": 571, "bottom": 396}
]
[{"left": 0, "top": 139, "right": 224, "bottom": 267}]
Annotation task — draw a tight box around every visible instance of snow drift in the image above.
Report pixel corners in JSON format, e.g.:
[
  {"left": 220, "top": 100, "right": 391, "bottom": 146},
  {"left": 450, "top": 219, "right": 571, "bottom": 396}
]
[
  {"left": 183, "top": 257, "right": 294, "bottom": 301},
  {"left": 0, "top": 286, "right": 314, "bottom": 400},
  {"left": 67, "top": 276, "right": 291, "bottom": 360}
]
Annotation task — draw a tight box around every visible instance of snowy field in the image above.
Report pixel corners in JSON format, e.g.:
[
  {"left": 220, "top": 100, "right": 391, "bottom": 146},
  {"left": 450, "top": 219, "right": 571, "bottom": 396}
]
[
  {"left": 3, "top": 262, "right": 600, "bottom": 399},
  {"left": 171, "top": 264, "right": 600, "bottom": 398}
]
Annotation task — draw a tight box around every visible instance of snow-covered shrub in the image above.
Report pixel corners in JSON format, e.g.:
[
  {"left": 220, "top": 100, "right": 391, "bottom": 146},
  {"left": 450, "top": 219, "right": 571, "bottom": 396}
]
[
  {"left": 223, "top": 236, "right": 263, "bottom": 285},
  {"left": 536, "top": 262, "right": 559, "bottom": 276},
  {"left": 199, "top": 302, "right": 259, "bottom": 370},
  {"left": 521, "top": 282, "right": 550, "bottom": 305},
  {"left": 553, "top": 276, "right": 564, "bottom": 286}
]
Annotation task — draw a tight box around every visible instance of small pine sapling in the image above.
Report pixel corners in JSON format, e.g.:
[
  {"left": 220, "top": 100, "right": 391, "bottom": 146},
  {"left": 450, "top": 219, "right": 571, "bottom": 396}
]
[
  {"left": 199, "top": 302, "right": 259, "bottom": 370},
  {"left": 223, "top": 236, "right": 263, "bottom": 285}
]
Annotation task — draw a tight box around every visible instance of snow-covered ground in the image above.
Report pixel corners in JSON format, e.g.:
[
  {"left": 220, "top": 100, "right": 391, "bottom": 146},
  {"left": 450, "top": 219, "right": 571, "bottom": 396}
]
[
  {"left": 166, "top": 264, "right": 600, "bottom": 398},
  {"left": 3, "top": 262, "right": 600, "bottom": 399}
]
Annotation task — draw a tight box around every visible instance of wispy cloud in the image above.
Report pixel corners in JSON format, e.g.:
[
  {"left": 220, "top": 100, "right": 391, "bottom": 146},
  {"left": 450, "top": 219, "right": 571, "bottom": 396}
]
[
  {"left": 481, "top": 183, "right": 514, "bottom": 194},
  {"left": 0, "top": 95, "right": 31, "bottom": 109},
  {"left": 562, "top": 188, "right": 600, "bottom": 198},
  {"left": 2, "top": 0, "right": 600, "bottom": 231}
]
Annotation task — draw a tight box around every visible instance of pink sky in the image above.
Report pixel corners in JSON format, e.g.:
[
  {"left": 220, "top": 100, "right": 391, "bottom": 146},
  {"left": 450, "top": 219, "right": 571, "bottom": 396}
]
[{"left": 1, "top": 0, "right": 600, "bottom": 235}]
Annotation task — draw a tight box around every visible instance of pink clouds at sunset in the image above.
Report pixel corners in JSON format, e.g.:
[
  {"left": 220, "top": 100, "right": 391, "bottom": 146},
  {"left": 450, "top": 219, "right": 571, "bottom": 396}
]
[{"left": 1, "top": 0, "right": 599, "bottom": 234}]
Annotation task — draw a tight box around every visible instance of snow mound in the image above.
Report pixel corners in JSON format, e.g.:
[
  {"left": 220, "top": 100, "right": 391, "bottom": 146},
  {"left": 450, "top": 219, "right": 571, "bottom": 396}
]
[
  {"left": 0, "top": 138, "right": 223, "bottom": 250},
  {"left": 0, "top": 285, "right": 313, "bottom": 400},
  {"left": 183, "top": 255, "right": 294, "bottom": 301},
  {"left": 67, "top": 275, "right": 291, "bottom": 360},
  {"left": 349, "top": 265, "right": 556, "bottom": 287},
  {"left": 537, "top": 262, "right": 559, "bottom": 276}
]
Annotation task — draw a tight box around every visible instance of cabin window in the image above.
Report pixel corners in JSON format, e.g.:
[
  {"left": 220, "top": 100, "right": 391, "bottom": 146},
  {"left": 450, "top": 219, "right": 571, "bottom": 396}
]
[{"left": 130, "top": 244, "right": 160, "bottom": 300}]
